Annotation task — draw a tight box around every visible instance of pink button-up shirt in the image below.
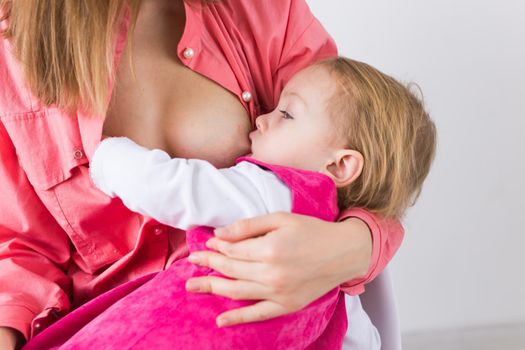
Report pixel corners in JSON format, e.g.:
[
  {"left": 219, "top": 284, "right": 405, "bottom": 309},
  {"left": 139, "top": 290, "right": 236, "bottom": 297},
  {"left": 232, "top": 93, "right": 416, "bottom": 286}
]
[{"left": 0, "top": 0, "right": 403, "bottom": 340}]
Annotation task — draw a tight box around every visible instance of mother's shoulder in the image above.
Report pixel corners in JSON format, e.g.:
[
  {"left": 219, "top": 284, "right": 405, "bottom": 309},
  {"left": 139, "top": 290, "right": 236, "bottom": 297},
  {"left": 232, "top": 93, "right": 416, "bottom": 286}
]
[{"left": 203, "top": 0, "right": 316, "bottom": 33}]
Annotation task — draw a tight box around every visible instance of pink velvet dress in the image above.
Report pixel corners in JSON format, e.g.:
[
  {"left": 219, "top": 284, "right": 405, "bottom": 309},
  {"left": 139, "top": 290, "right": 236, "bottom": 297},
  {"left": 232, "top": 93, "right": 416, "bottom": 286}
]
[{"left": 23, "top": 158, "right": 348, "bottom": 349}]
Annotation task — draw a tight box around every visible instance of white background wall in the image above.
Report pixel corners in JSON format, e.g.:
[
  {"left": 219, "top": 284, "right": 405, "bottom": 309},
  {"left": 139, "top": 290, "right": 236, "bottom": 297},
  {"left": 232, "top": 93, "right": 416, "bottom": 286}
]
[{"left": 307, "top": 0, "right": 525, "bottom": 333}]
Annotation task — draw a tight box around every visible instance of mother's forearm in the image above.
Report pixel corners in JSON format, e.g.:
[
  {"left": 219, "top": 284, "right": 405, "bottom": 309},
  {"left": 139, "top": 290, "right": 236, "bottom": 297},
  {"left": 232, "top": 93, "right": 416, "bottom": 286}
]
[
  {"left": 337, "top": 208, "right": 404, "bottom": 295},
  {"left": 333, "top": 217, "right": 373, "bottom": 283}
]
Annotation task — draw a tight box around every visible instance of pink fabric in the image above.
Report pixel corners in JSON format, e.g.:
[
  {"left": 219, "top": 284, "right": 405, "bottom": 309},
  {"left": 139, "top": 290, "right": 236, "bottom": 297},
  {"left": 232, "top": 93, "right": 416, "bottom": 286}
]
[
  {"left": 24, "top": 158, "right": 347, "bottom": 349},
  {"left": 0, "top": 0, "right": 403, "bottom": 341},
  {"left": 338, "top": 209, "right": 404, "bottom": 295}
]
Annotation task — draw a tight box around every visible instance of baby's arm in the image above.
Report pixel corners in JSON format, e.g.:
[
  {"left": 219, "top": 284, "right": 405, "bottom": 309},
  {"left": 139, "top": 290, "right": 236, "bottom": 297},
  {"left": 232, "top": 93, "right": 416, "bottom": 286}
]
[{"left": 89, "top": 137, "right": 291, "bottom": 229}]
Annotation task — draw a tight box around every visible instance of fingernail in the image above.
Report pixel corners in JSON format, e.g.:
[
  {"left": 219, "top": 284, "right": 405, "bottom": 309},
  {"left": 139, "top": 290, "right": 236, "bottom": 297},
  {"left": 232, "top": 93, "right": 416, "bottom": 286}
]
[
  {"left": 188, "top": 254, "right": 201, "bottom": 264},
  {"left": 205, "top": 238, "right": 216, "bottom": 249},
  {"left": 217, "top": 317, "right": 231, "bottom": 327},
  {"left": 185, "top": 280, "right": 201, "bottom": 292},
  {"left": 214, "top": 227, "right": 230, "bottom": 237}
]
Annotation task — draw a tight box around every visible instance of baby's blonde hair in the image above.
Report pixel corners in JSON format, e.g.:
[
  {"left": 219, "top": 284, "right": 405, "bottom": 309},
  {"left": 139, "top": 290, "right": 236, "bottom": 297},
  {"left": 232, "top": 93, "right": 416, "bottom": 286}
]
[{"left": 318, "top": 57, "right": 436, "bottom": 219}]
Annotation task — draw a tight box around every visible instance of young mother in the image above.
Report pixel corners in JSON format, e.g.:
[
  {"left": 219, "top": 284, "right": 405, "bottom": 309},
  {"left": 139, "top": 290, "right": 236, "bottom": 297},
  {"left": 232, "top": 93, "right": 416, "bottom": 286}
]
[{"left": 0, "top": 0, "right": 402, "bottom": 348}]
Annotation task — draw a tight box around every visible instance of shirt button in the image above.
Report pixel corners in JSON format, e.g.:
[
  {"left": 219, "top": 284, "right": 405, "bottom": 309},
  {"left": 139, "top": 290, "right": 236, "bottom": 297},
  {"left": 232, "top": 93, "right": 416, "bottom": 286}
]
[
  {"left": 153, "top": 226, "right": 165, "bottom": 236},
  {"left": 242, "top": 91, "right": 252, "bottom": 102},
  {"left": 34, "top": 322, "right": 42, "bottom": 330},
  {"left": 183, "top": 47, "right": 194, "bottom": 59},
  {"left": 73, "top": 148, "right": 84, "bottom": 160}
]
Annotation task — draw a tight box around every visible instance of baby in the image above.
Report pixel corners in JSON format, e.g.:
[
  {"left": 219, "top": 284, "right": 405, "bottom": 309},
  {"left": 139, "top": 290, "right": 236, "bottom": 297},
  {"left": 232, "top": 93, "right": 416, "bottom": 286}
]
[{"left": 24, "top": 57, "right": 436, "bottom": 349}]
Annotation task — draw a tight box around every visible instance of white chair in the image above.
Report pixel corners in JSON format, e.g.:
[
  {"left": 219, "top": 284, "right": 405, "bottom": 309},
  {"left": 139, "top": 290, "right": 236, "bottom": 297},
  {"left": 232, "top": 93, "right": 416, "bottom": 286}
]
[{"left": 359, "top": 268, "right": 402, "bottom": 350}]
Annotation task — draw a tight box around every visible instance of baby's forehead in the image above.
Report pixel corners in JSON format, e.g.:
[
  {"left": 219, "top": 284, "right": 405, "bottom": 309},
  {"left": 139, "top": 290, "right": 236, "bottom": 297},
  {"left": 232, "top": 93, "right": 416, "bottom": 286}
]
[
  {"left": 287, "top": 64, "right": 330, "bottom": 84},
  {"left": 283, "top": 65, "right": 336, "bottom": 99}
]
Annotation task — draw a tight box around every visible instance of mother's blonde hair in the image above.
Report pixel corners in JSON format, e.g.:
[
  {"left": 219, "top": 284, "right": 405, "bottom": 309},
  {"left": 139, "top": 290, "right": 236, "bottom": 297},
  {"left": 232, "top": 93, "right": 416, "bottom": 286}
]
[{"left": 0, "top": 0, "right": 141, "bottom": 115}]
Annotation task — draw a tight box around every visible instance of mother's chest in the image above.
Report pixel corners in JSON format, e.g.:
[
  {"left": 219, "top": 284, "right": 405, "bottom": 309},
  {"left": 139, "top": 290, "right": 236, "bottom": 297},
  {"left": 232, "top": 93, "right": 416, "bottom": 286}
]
[{"left": 104, "top": 54, "right": 253, "bottom": 168}]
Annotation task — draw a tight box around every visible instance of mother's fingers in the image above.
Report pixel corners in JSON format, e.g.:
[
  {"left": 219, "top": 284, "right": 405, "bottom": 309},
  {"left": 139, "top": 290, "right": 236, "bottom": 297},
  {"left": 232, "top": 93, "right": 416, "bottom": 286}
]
[
  {"left": 216, "top": 300, "right": 288, "bottom": 327},
  {"left": 185, "top": 276, "right": 270, "bottom": 301},
  {"left": 214, "top": 211, "right": 293, "bottom": 242},
  {"left": 188, "top": 250, "right": 266, "bottom": 281},
  {"left": 206, "top": 235, "right": 271, "bottom": 262}
]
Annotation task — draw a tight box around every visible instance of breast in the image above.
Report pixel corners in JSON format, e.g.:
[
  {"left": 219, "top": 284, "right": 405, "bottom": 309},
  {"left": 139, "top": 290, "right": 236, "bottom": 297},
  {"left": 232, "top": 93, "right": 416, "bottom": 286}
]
[
  {"left": 103, "top": 1, "right": 252, "bottom": 168},
  {"left": 160, "top": 63, "right": 253, "bottom": 168},
  {"left": 163, "top": 102, "right": 253, "bottom": 169},
  {"left": 103, "top": 52, "right": 252, "bottom": 168}
]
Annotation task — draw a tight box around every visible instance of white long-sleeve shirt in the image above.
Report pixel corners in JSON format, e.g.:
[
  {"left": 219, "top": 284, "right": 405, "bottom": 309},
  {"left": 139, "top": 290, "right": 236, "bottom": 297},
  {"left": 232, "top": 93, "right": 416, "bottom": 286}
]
[
  {"left": 89, "top": 137, "right": 380, "bottom": 350},
  {"left": 90, "top": 137, "right": 292, "bottom": 229}
]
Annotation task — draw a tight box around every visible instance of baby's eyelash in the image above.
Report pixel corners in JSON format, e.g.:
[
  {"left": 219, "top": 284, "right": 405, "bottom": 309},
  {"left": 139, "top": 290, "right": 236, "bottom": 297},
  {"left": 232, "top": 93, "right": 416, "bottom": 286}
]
[{"left": 278, "top": 109, "right": 294, "bottom": 120}]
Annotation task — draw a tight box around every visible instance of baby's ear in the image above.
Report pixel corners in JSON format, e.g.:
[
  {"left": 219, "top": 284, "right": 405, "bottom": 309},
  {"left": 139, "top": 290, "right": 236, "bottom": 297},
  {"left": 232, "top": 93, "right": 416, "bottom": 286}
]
[{"left": 322, "top": 149, "right": 364, "bottom": 187}]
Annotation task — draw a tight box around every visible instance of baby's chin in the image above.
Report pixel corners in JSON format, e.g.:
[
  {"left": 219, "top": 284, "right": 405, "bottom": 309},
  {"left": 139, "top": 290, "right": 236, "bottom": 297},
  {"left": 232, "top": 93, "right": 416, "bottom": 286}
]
[
  {"left": 249, "top": 153, "right": 323, "bottom": 173},
  {"left": 248, "top": 153, "right": 289, "bottom": 168},
  {"left": 247, "top": 151, "right": 271, "bottom": 164},
  {"left": 249, "top": 149, "right": 309, "bottom": 169}
]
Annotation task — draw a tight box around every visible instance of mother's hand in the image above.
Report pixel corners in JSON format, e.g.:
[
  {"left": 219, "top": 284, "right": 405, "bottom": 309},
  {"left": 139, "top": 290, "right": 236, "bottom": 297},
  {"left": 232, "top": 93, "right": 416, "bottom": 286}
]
[{"left": 185, "top": 212, "right": 372, "bottom": 327}]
